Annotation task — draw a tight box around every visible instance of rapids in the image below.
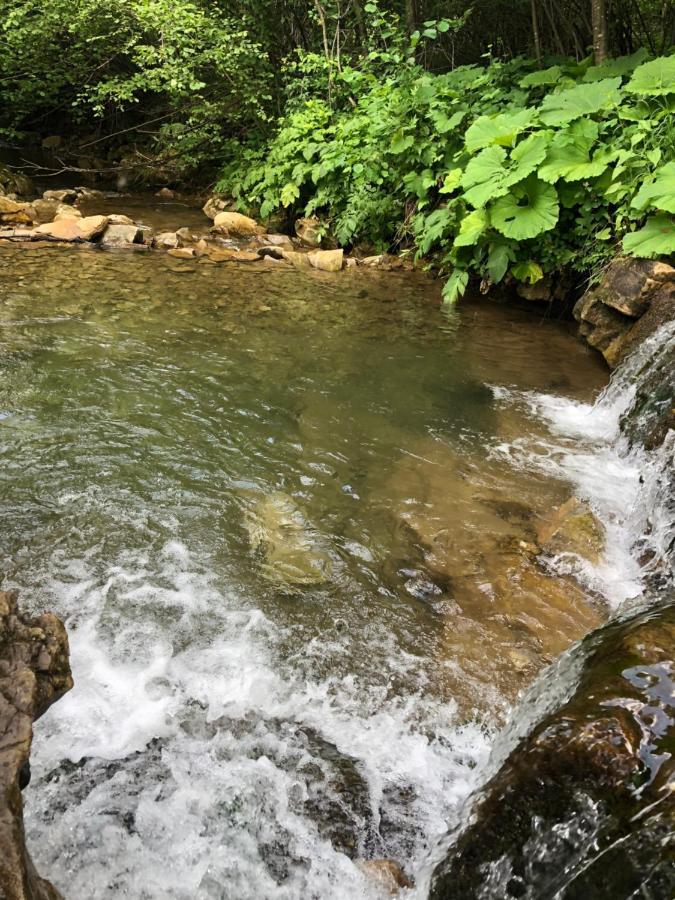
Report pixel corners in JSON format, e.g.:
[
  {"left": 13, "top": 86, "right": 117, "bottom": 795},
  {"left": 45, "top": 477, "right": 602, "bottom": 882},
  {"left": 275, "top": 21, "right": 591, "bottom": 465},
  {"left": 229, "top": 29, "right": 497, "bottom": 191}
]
[{"left": 0, "top": 238, "right": 670, "bottom": 898}]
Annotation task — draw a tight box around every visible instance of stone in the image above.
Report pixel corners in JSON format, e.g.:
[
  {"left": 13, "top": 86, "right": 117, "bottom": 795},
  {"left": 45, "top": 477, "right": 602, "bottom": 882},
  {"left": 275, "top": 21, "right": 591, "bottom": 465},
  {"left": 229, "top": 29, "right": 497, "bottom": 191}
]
[
  {"left": 360, "top": 253, "right": 403, "bottom": 270},
  {"left": 175, "top": 227, "right": 199, "bottom": 242},
  {"left": 100, "top": 223, "right": 143, "bottom": 248},
  {"left": 280, "top": 250, "right": 312, "bottom": 269},
  {"left": 202, "top": 196, "right": 230, "bottom": 220},
  {"left": 0, "top": 196, "right": 26, "bottom": 215},
  {"left": 516, "top": 276, "right": 553, "bottom": 302},
  {"left": 245, "top": 491, "right": 332, "bottom": 588},
  {"left": 536, "top": 497, "right": 605, "bottom": 564},
  {"left": 107, "top": 214, "right": 135, "bottom": 226},
  {"left": 167, "top": 247, "right": 195, "bottom": 259},
  {"left": 358, "top": 860, "right": 411, "bottom": 893},
  {"left": 73, "top": 187, "right": 105, "bottom": 201},
  {"left": 42, "top": 189, "right": 78, "bottom": 204},
  {"left": 154, "top": 232, "right": 181, "bottom": 249},
  {"left": 0, "top": 197, "right": 32, "bottom": 226},
  {"left": 344, "top": 257, "right": 359, "bottom": 268},
  {"left": 35, "top": 214, "right": 108, "bottom": 242},
  {"left": 294, "top": 216, "right": 322, "bottom": 247},
  {"left": 155, "top": 187, "right": 175, "bottom": 199},
  {"left": 0, "top": 589, "right": 72, "bottom": 900},
  {"left": 211, "top": 211, "right": 263, "bottom": 237},
  {"left": 264, "top": 233, "right": 294, "bottom": 248},
  {"left": 24, "top": 199, "right": 60, "bottom": 225},
  {"left": 53, "top": 204, "right": 82, "bottom": 221},
  {"left": 307, "top": 248, "right": 344, "bottom": 272},
  {"left": 429, "top": 602, "right": 675, "bottom": 900}
]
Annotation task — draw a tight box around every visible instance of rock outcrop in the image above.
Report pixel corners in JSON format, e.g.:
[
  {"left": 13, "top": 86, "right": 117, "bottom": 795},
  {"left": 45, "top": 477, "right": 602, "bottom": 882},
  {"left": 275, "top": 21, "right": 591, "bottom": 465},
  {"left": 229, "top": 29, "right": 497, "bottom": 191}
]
[
  {"left": 0, "top": 590, "right": 73, "bottom": 900},
  {"left": 429, "top": 599, "right": 675, "bottom": 900},
  {"left": 573, "top": 257, "right": 675, "bottom": 367}
]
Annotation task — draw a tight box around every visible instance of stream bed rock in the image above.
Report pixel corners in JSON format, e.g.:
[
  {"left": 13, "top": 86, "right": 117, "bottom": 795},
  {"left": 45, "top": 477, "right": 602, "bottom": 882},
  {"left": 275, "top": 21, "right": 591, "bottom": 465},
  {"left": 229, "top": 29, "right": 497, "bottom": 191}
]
[
  {"left": 429, "top": 599, "right": 675, "bottom": 900},
  {"left": 0, "top": 590, "right": 73, "bottom": 900}
]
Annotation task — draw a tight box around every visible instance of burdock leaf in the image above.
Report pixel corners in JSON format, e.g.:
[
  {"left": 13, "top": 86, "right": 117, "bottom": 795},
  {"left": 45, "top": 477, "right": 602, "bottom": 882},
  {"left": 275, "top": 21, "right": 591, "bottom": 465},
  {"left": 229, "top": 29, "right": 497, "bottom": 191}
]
[
  {"left": 539, "top": 77, "right": 622, "bottom": 125},
  {"left": 491, "top": 176, "right": 559, "bottom": 239},
  {"left": 622, "top": 215, "right": 675, "bottom": 257}
]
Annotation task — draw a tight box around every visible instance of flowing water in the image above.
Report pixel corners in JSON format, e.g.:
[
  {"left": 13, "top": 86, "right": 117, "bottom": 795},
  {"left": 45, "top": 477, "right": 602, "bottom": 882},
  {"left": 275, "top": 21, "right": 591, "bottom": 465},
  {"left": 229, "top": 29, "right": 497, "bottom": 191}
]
[{"left": 0, "top": 240, "right": 669, "bottom": 898}]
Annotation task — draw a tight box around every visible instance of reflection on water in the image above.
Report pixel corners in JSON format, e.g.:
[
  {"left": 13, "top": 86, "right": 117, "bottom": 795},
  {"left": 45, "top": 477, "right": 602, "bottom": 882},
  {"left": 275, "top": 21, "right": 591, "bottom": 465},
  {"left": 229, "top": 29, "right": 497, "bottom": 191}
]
[{"left": 0, "top": 245, "right": 608, "bottom": 898}]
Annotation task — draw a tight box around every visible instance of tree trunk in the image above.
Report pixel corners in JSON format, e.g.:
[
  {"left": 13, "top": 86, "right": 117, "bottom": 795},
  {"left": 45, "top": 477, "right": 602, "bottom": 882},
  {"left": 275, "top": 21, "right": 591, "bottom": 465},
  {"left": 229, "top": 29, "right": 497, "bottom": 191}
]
[
  {"left": 592, "top": 0, "right": 609, "bottom": 62},
  {"left": 405, "top": 0, "right": 420, "bottom": 34},
  {"left": 531, "top": 0, "right": 543, "bottom": 66}
]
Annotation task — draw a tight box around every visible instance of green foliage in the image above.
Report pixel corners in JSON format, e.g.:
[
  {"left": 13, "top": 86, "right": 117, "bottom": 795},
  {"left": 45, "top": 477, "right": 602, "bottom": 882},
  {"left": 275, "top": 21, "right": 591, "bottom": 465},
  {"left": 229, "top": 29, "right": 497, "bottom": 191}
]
[{"left": 220, "top": 47, "right": 675, "bottom": 301}]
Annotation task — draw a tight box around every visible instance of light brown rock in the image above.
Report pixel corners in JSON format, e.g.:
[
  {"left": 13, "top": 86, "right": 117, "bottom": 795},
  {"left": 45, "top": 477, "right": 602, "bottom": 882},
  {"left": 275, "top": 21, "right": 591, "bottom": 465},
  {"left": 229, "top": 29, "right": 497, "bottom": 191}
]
[
  {"left": 202, "top": 196, "right": 230, "bottom": 220},
  {"left": 264, "top": 233, "right": 294, "bottom": 248},
  {"left": 155, "top": 187, "right": 175, "bottom": 199},
  {"left": 167, "top": 247, "right": 195, "bottom": 259},
  {"left": 42, "top": 189, "right": 77, "bottom": 204},
  {"left": 35, "top": 215, "right": 108, "bottom": 242},
  {"left": 307, "top": 249, "right": 344, "bottom": 272},
  {"left": 358, "top": 860, "right": 411, "bottom": 894},
  {"left": 107, "top": 214, "right": 135, "bottom": 226},
  {"left": 212, "top": 211, "right": 263, "bottom": 237},
  {"left": 154, "top": 231, "right": 181, "bottom": 250},
  {"left": 53, "top": 204, "right": 82, "bottom": 221},
  {"left": 101, "top": 223, "right": 143, "bottom": 247},
  {"left": 536, "top": 497, "right": 604, "bottom": 564},
  {"left": 281, "top": 250, "right": 313, "bottom": 269}
]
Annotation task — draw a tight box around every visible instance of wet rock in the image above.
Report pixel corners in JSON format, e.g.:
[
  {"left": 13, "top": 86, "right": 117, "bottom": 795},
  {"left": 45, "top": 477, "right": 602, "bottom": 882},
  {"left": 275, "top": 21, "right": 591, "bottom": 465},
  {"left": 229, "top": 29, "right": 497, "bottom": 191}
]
[
  {"left": 280, "top": 250, "right": 312, "bottom": 269},
  {"left": 23, "top": 199, "right": 60, "bottom": 225},
  {"left": 0, "top": 197, "right": 32, "bottom": 225},
  {"left": 245, "top": 491, "right": 332, "bottom": 588},
  {"left": 294, "top": 216, "right": 322, "bottom": 247},
  {"left": 308, "top": 249, "right": 344, "bottom": 272},
  {"left": 167, "top": 247, "right": 195, "bottom": 259},
  {"left": 0, "top": 590, "right": 73, "bottom": 900},
  {"left": 429, "top": 601, "right": 675, "bottom": 900},
  {"left": 100, "top": 223, "right": 143, "bottom": 248},
  {"left": 358, "top": 860, "right": 412, "bottom": 894},
  {"left": 42, "top": 189, "right": 77, "bottom": 205},
  {"left": 155, "top": 187, "right": 175, "bottom": 199},
  {"left": 153, "top": 231, "right": 181, "bottom": 250},
  {"left": 35, "top": 215, "right": 108, "bottom": 242},
  {"left": 574, "top": 258, "right": 675, "bottom": 367},
  {"left": 211, "top": 211, "right": 263, "bottom": 237},
  {"left": 360, "top": 254, "right": 403, "bottom": 270},
  {"left": 536, "top": 496, "right": 604, "bottom": 564},
  {"left": 516, "top": 276, "right": 552, "bottom": 302},
  {"left": 264, "top": 233, "right": 294, "bottom": 248},
  {"left": 202, "top": 196, "right": 230, "bottom": 220}
]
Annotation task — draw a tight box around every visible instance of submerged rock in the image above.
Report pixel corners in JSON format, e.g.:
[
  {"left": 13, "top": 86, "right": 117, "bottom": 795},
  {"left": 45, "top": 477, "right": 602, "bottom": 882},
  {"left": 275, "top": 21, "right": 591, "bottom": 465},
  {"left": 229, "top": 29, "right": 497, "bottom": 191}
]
[
  {"left": 0, "top": 590, "right": 72, "bottom": 900},
  {"left": 245, "top": 491, "right": 332, "bottom": 588},
  {"left": 536, "top": 496, "right": 604, "bottom": 564},
  {"left": 429, "top": 600, "right": 675, "bottom": 900}
]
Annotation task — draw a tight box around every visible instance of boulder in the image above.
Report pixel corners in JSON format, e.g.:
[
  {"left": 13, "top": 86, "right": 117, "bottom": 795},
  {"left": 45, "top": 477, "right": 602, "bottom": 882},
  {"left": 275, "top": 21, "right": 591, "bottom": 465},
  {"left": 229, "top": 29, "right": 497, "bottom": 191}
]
[
  {"left": 0, "top": 197, "right": 32, "bottom": 225},
  {"left": 211, "top": 211, "right": 263, "bottom": 237},
  {"left": 107, "top": 214, "right": 135, "bottom": 226},
  {"left": 574, "top": 258, "right": 675, "bottom": 367},
  {"left": 42, "top": 189, "right": 77, "bottom": 204},
  {"left": 202, "top": 196, "right": 230, "bottom": 220},
  {"left": 153, "top": 231, "right": 181, "bottom": 250},
  {"left": 155, "top": 187, "right": 175, "bottom": 200},
  {"left": 429, "top": 601, "right": 675, "bottom": 900},
  {"left": 536, "top": 496, "right": 604, "bottom": 564},
  {"left": 0, "top": 166, "right": 34, "bottom": 198},
  {"left": 0, "top": 590, "right": 73, "bottom": 900},
  {"left": 294, "top": 216, "right": 322, "bottom": 247},
  {"left": 307, "top": 248, "right": 344, "bottom": 272},
  {"left": 245, "top": 491, "right": 332, "bottom": 588},
  {"left": 35, "top": 214, "right": 108, "bottom": 242},
  {"left": 24, "top": 199, "right": 60, "bottom": 225},
  {"left": 53, "top": 204, "right": 82, "bottom": 221},
  {"left": 100, "top": 223, "right": 143, "bottom": 248},
  {"left": 280, "top": 250, "right": 312, "bottom": 269}
]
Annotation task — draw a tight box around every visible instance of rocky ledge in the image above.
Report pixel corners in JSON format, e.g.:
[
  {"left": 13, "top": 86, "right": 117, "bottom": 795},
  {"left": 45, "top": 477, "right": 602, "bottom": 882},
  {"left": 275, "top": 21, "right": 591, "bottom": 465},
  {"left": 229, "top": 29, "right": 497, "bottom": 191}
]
[
  {"left": 429, "top": 599, "right": 675, "bottom": 899},
  {"left": 0, "top": 590, "right": 72, "bottom": 900}
]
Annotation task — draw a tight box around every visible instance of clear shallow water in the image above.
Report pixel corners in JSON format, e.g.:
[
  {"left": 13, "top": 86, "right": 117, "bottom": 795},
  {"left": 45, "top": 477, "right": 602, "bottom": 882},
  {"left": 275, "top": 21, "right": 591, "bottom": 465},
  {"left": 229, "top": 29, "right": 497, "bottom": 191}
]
[{"left": 0, "top": 244, "right": 634, "bottom": 898}]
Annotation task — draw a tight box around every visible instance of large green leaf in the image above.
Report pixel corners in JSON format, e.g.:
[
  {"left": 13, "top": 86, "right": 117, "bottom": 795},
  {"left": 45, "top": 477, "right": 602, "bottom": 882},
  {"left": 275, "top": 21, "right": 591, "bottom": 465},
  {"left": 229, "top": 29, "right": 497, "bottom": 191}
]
[
  {"left": 583, "top": 49, "right": 648, "bottom": 82},
  {"left": 486, "top": 242, "right": 514, "bottom": 283},
  {"left": 464, "top": 109, "right": 534, "bottom": 152},
  {"left": 626, "top": 56, "right": 675, "bottom": 96},
  {"left": 520, "top": 66, "right": 562, "bottom": 88},
  {"left": 631, "top": 162, "right": 675, "bottom": 214},
  {"left": 453, "top": 208, "right": 489, "bottom": 247},
  {"left": 461, "top": 133, "right": 550, "bottom": 208},
  {"left": 538, "top": 77, "right": 622, "bottom": 126},
  {"left": 511, "top": 260, "right": 544, "bottom": 283},
  {"left": 442, "top": 269, "right": 469, "bottom": 304},
  {"left": 491, "top": 177, "right": 559, "bottom": 240},
  {"left": 538, "top": 119, "right": 614, "bottom": 182},
  {"left": 622, "top": 215, "right": 675, "bottom": 257}
]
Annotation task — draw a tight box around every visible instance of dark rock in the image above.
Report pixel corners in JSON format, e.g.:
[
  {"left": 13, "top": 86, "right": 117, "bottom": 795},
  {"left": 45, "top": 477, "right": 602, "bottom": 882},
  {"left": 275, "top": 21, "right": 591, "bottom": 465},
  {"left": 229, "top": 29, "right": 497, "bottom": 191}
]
[
  {"left": 0, "top": 590, "right": 73, "bottom": 900},
  {"left": 429, "top": 600, "right": 675, "bottom": 900}
]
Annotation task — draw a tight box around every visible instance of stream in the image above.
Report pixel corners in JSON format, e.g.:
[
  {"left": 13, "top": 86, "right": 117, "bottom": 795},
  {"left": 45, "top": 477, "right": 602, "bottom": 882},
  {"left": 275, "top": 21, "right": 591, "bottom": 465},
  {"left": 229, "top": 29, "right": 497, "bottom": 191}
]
[{"left": 0, "top": 234, "right": 668, "bottom": 898}]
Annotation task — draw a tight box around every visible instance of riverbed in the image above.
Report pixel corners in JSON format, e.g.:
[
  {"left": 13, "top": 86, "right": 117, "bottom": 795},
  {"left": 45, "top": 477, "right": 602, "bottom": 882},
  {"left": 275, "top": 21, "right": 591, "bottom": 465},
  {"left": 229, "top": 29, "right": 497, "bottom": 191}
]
[{"left": 0, "top": 242, "right": 632, "bottom": 898}]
